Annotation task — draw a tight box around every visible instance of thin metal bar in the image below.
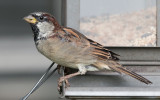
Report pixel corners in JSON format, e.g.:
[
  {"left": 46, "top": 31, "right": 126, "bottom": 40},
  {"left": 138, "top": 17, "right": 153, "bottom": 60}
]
[
  {"left": 30, "top": 65, "right": 58, "bottom": 93},
  {"left": 60, "top": 66, "right": 66, "bottom": 98},
  {"left": 21, "top": 62, "right": 57, "bottom": 100}
]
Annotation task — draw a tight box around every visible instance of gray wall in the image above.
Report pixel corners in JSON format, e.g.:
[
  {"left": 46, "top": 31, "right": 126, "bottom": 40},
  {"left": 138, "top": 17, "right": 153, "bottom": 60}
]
[{"left": 0, "top": 0, "right": 64, "bottom": 100}]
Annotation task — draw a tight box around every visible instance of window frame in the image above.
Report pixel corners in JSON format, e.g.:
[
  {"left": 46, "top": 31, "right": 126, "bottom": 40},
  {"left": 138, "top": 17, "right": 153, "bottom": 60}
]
[
  {"left": 61, "top": 0, "right": 160, "bottom": 66},
  {"left": 60, "top": 1, "right": 160, "bottom": 99}
]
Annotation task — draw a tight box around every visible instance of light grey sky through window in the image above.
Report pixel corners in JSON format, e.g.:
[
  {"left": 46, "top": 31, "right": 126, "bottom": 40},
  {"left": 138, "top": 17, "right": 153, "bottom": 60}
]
[{"left": 80, "top": 0, "right": 156, "bottom": 17}]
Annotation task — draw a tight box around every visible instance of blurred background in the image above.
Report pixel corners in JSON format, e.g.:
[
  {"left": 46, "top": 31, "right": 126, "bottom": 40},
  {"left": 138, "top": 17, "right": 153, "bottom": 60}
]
[
  {"left": 0, "top": 0, "right": 157, "bottom": 100},
  {"left": 0, "top": 0, "right": 63, "bottom": 100},
  {"left": 80, "top": 0, "right": 156, "bottom": 46}
]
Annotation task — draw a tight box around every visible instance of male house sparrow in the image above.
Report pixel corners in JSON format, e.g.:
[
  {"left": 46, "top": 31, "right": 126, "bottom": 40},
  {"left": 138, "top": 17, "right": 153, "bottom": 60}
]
[{"left": 24, "top": 12, "right": 152, "bottom": 90}]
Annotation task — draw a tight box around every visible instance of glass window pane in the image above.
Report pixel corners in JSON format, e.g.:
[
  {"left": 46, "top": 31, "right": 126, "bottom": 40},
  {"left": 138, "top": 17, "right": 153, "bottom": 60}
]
[{"left": 80, "top": 0, "right": 156, "bottom": 46}]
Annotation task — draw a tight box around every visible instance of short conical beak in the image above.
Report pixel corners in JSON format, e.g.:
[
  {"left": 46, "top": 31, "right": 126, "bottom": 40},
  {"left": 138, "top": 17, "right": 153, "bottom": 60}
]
[{"left": 23, "top": 15, "right": 37, "bottom": 24}]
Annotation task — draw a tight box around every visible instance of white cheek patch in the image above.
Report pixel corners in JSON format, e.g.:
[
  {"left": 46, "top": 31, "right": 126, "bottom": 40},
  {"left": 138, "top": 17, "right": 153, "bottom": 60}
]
[{"left": 37, "top": 22, "right": 55, "bottom": 39}]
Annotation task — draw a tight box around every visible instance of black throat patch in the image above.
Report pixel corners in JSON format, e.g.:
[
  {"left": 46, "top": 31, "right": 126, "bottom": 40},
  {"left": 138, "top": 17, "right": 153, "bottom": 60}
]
[{"left": 30, "top": 24, "right": 39, "bottom": 42}]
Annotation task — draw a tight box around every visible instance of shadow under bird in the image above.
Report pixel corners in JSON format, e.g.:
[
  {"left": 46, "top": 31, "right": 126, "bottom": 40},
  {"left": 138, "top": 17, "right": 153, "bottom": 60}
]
[{"left": 22, "top": 12, "right": 152, "bottom": 99}]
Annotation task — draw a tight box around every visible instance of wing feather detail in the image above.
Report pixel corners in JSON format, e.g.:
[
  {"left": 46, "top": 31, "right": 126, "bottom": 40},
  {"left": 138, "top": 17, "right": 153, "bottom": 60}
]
[
  {"left": 61, "top": 27, "right": 119, "bottom": 61},
  {"left": 88, "top": 38, "right": 119, "bottom": 60}
]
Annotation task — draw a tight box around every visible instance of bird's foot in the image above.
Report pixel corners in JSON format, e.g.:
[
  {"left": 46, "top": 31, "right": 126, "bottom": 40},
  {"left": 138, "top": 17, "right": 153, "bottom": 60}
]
[
  {"left": 58, "top": 77, "right": 70, "bottom": 94},
  {"left": 65, "top": 79, "right": 70, "bottom": 88},
  {"left": 57, "top": 71, "right": 81, "bottom": 94}
]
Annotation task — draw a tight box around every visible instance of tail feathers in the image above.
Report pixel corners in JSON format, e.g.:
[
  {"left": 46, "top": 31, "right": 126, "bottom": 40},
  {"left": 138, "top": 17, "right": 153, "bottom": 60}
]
[{"left": 111, "top": 66, "right": 152, "bottom": 84}]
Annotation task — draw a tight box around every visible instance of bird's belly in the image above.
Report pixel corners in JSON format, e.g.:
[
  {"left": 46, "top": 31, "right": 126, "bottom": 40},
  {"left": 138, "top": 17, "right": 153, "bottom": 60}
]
[{"left": 36, "top": 39, "right": 96, "bottom": 69}]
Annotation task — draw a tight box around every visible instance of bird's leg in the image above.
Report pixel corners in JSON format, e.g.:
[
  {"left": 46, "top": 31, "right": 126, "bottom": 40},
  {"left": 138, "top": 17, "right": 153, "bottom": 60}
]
[
  {"left": 21, "top": 62, "right": 57, "bottom": 100},
  {"left": 58, "top": 71, "right": 81, "bottom": 92},
  {"left": 57, "top": 65, "right": 63, "bottom": 74},
  {"left": 58, "top": 66, "right": 87, "bottom": 94}
]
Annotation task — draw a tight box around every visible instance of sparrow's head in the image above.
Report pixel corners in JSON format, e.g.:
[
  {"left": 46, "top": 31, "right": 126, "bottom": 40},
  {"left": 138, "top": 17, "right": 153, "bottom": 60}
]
[{"left": 24, "top": 12, "right": 61, "bottom": 41}]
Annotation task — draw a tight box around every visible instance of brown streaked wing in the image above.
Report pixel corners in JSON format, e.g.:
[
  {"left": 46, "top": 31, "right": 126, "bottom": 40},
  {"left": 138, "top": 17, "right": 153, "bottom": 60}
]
[
  {"left": 88, "top": 38, "right": 120, "bottom": 61},
  {"left": 62, "top": 27, "right": 119, "bottom": 61},
  {"left": 62, "top": 27, "right": 90, "bottom": 47}
]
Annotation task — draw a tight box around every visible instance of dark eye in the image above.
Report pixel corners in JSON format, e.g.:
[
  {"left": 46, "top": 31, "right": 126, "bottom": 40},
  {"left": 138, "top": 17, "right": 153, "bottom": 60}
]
[{"left": 39, "top": 16, "right": 44, "bottom": 20}]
